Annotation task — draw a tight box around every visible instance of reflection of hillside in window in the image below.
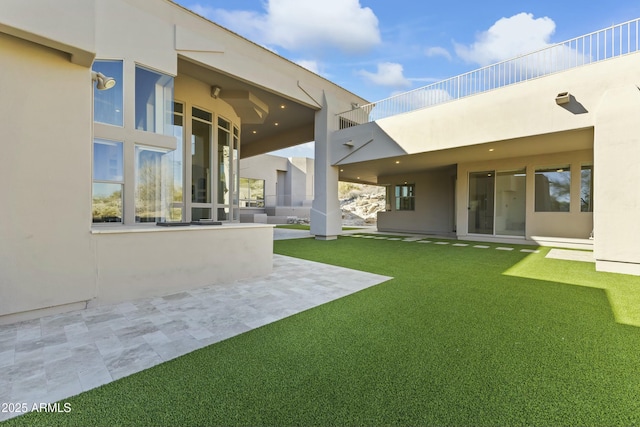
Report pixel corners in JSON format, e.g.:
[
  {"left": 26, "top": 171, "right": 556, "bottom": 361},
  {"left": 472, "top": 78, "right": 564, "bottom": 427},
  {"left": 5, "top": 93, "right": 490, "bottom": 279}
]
[
  {"left": 92, "top": 139, "right": 123, "bottom": 223},
  {"left": 135, "top": 146, "right": 172, "bottom": 223},
  {"left": 240, "top": 178, "right": 265, "bottom": 208},
  {"left": 581, "top": 165, "right": 593, "bottom": 212},
  {"left": 535, "top": 166, "right": 570, "bottom": 212}
]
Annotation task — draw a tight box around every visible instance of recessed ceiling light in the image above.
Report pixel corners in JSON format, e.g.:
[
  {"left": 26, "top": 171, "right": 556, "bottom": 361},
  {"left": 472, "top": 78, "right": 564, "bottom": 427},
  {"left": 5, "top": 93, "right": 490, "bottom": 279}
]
[
  {"left": 280, "top": 105, "right": 286, "bottom": 109},
  {"left": 274, "top": 122, "right": 279, "bottom": 126},
  {"left": 340, "top": 169, "right": 344, "bottom": 172},
  {"left": 395, "top": 160, "right": 400, "bottom": 164},
  {"left": 489, "top": 148, "right": 495, "bottom": 152},
  {"left": 252, "top": 130, "right": 257, "bottom": 134}
]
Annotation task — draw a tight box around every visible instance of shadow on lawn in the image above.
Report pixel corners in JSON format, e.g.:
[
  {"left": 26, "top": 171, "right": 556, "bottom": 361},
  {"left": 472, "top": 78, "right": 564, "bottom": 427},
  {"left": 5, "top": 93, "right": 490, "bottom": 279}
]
[{"left": 504, "top": 249, "right": 640, "bottom": 328}]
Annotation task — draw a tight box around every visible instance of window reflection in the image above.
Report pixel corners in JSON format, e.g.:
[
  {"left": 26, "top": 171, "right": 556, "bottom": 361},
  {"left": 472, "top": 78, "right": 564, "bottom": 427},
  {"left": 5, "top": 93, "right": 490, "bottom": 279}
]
[
  {"left": 93, "top": 139, "right": 123, "bottom": 223},
  {"left": 93, "top": 60, "right": 123, "bottom": 126},
  {"left": 535, "top": 166, "right": 571, "bottom": 212},
  {"left": 135, "top": 66, "right": 174, "bottom": 134}
]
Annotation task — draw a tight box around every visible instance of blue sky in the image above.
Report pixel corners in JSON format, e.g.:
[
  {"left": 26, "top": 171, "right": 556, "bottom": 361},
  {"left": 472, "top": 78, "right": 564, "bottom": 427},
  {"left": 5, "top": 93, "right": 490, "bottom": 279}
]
[{"left": 174, "top": 0, "right": 640, "bottom": 157}]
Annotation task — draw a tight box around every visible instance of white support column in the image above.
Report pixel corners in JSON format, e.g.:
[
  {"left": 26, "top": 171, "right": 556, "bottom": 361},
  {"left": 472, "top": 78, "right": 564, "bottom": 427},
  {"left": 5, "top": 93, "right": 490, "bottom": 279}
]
[
  {"left": 593, "top": 84, "right": 640, "bottom": 275},
  {"left": 310, "top": 91, "right": 342, "bottom": 240}
]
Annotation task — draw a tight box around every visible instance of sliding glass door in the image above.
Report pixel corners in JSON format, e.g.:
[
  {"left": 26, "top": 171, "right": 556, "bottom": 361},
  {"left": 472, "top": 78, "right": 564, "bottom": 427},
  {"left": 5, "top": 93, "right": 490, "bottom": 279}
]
[
  {"left": 468, "top": 172, "right": 494, "bottom": 234},
  {"left": 495, "top": 170, "right": 526, "bottom": 236},
  {"left": 468, "top": 170, "right": 526, "bottom": 236}
]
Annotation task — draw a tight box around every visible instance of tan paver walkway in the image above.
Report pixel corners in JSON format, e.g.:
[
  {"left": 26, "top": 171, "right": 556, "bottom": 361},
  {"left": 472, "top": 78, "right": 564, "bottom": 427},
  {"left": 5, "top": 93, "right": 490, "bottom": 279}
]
[{"left": 0, "top": 255, "right": 391, "bottom": 421}]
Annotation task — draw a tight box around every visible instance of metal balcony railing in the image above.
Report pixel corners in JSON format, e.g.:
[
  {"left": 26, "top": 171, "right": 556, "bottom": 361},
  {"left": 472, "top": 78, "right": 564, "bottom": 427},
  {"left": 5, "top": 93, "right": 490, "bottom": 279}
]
[{"left": 338, "top": 17, "right": 640, "bottom": 128}]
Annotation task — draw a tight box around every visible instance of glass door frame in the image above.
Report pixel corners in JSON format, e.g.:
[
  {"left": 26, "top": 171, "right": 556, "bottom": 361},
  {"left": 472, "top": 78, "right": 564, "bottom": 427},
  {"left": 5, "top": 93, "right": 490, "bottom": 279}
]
[{"left": 468, "top": 169, "right": 526, "bottom": 237}]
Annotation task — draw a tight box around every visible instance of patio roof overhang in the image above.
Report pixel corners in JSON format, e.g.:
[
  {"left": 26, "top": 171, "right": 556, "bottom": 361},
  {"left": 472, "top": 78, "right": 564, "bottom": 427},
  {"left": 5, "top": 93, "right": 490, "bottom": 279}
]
[
  {"left": 178, "top": 57, "right": 318, "bottom": 158},
  {"left": 336, "top": 127, "right": 594, "bottom": 184}
]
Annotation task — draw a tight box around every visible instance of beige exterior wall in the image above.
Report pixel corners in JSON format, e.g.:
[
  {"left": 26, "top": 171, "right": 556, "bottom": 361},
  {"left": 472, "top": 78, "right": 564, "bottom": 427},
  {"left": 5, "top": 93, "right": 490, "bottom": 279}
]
[
  {"left": 331, "top": 52, "right": 640, "bottom": 274},
  {"left": 377, "top": 168, "right": 456, "bottom": 235},
  {"left": 0, "top": 0, "right": 362, "bottom": 321},
  {"left": 0, "top": 34, "right": 96, "bottom": 318},
  {"left": 93, "top": 225, "right": 273, "bottom": 303},
  {"left": 456, "top": 149, "right": 593, "bottom": 240},
  {"left": 239, "top": 155, "right": 314, "bottom": 207}
]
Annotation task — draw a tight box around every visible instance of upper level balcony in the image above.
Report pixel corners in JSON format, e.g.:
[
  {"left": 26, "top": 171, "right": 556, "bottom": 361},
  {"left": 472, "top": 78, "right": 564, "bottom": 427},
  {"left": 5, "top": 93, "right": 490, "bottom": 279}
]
[{"left": 337, "top": 18, "right": 640, "bottom": 129}]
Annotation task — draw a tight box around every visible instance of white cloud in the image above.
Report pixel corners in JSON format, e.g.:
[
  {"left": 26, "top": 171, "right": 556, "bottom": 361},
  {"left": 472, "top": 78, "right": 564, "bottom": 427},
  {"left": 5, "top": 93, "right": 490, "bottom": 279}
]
[
  {"left": 295, "top": 60, "right": 321, "bottom": 74},
  {"left": 454, "top": 13, "right": 556, "bottom": 66},
  {"left": 358, "top": 62, "right": 411, "bottom": 88},
  {"left": 425, "top": 46, "right": 452, "bottom": 61},
  {"left": 189, "top": 1, "right": 381, "bottom": 55}
]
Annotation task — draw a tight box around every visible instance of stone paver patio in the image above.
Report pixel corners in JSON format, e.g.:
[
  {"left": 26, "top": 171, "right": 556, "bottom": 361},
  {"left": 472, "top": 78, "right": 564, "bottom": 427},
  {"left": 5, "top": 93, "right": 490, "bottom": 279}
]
[{"left": 0, "top": 254, "right": 391, "bottom": 421}]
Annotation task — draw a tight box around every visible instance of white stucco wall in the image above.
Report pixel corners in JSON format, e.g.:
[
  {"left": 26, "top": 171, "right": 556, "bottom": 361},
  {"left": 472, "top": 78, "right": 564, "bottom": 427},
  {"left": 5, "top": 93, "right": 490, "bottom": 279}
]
[
  {"left": 457, "top": 150, "right": 593, "bottom": 240},
  {"left": 0, "top": 34, "right": 96, "bottom": 317},
  {"left": 93, "top": 225, "right": 273, "bottom": 303},
  {"left": 377, "top": 168, "right": 457, "bottom": 235}
]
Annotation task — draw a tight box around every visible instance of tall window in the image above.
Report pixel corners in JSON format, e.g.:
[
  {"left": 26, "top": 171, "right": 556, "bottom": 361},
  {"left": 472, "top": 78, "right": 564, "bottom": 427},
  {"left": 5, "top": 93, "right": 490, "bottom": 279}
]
[
  {"left": 92, "top": 139, "right": 124, "bottom": 223},
  {"left": 93, "top": 60, "right": 123, "bottom": 126},
  {"left": 191, "top": 107, "right": 212, "bottom": 221},
  {"left": 232, "top": 126, "right": 240, "bottom": 220},
  {"left": 395, "top": 184, "right": 415, "bottom": 211},
  {"left": 135, "top": 65, "right": 173, "bottom": 134},
  {"left": 535, "top": 166, "right": 570, "bottom": 212},
  {"left": 169, "top": 102, "right": 185, "bottom": 221},
  {"left": 240, "top": 178, "right": 265, "bottom": 207},
  {"left": 135, "top": 146, "right": 172, "bottom": 223},
  {"left": 218, "top": 117, "right": 231, "bottom": 220},
  {"left": 581, "top": 165, "right": 593, "bottom": 212}
]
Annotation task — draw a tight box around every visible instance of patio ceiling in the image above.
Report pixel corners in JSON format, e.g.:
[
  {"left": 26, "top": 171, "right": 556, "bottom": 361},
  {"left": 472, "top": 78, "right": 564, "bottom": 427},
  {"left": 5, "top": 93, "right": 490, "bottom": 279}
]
[
  {"left": 178, "top": 57, "right": 317, "bottom": 158},
  {"left": 337, "top": 127, "right": 594, "bottom": 184}
]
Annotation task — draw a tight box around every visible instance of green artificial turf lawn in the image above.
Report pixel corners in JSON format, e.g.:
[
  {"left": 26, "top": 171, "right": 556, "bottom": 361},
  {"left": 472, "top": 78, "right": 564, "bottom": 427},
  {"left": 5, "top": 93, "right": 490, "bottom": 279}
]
[
  {"left": 5, "top": 237, "right": 640, "bottom": 426},
  {"left": 275, "top": 224, "right": 363, "bottom": 230}
]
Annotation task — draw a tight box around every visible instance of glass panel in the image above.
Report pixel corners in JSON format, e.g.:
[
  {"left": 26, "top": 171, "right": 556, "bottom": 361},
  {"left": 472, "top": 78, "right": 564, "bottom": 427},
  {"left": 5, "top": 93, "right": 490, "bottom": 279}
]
[
  {"left": 192, "top": 207, "right": 211, "bottom": 221},
  {"left": 92, "top": 182, "right": 123, "bottom": 223},
  {"left": 468, "top": 171, "right": 494, "bottom": 234},
  {"left": 93, "top": 139, "right": 123, "bottom": 181},
  {"left": 395, "top": 184, "right": 414, "bottom": 210},
  {"left": 192, "top": 107, "right": 212, "bottom": 122},
  {"left": 218, "top": 126, "right": 230, "bottom": 206},
  {"left": 581, "top": 165, "right": 593, "bottom": 212},
  {"left": 218, "top": 117, "right": 230, "bottom": 130},
  {"left": 170, "top": 106, "right": 184, "bottom": 221},
  {"left": 93, "top": 60, "right": 123, "bottom": 126},
  {"left": 240, "top": 178, "right": 265, "bottom": 207},
  {"left": 217, "top": 207, "right": 229, "bottom": 221},
  {"left": 232, "top": 126, "right": 239, "bottom": 211},
  {"left": 535, "top": 166, "right": 570, "bottom": 212},
  {"left": 495, "top": 170, "right": 526, "bottom": 236},
  {"left": 135, "top": 66, "right": 174, "bottom": 134},
  {"left": 191, "top": 118, "right": 211, "bottom": 203},
  {"left": 135, "top": 146, "right": 171, "bottom": 223}
]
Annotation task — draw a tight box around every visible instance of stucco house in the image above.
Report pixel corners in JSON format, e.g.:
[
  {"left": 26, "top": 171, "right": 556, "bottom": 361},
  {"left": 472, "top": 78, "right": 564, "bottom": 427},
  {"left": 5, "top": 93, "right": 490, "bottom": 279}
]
[
  {"left": 0, "top": 0, "right": 365, "bottom": 323},
  {"left": 2, "top": 1, "right": 640, "bottom": 324},
  {"left": 334, "top": 18, "right": 640, "bottom": 276},
  {"left": 239, "top": 154, "right": 314, "bottom": 224}
]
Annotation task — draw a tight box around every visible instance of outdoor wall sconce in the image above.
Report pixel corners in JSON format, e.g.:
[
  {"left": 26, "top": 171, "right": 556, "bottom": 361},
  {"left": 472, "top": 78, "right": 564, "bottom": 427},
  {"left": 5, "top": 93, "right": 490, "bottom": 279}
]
[
  {"left": 555, "top": 91, "right": 571, "bottom": 105},
  {"left": 351, "top": 102, "right": 359, "bottom": 109},
  {"left": 343, "top": 140, "right": 354, "bottom": 147},
  {"left": 211, "top": 85, "right": 221, "bottom": 98},
  {"left": 91, "top": 71, "right": 116, "bottom": 90}
]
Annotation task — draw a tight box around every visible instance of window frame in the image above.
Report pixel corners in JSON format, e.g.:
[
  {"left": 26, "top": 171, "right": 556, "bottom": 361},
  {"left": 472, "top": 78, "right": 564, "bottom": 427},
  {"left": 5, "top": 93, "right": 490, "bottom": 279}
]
[
  {"left": 534, "top": 166, "right": 571, "bottom": 212},
  {"left": 92, "top": 138, "right": 124, "bottom": 223},
  {"left": 395, "top": 183, "right": 415, "bottom": 211}
]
